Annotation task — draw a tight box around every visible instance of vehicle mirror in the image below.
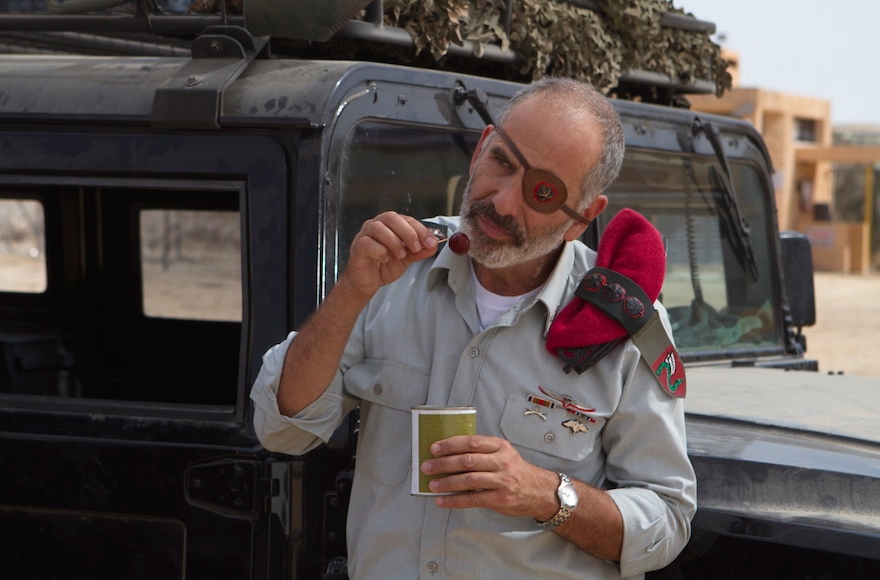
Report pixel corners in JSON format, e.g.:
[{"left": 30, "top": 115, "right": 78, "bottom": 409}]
[{"left": 779, "top": 231, "right": 816, "bottom": 327}]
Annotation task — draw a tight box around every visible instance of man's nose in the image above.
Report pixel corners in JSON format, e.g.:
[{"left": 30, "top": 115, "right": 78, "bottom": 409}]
[{"left": 491, "top": 176, "right": 523, "bottom": 218}]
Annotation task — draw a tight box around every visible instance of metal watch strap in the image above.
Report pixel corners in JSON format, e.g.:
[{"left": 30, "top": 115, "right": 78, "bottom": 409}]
[{"left": 538, "top": 473, "right": 577, "bottom": 530}]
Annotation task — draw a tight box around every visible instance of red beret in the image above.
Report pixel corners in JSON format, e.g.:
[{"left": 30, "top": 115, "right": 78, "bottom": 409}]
[{"left": 547, "top": 208, "right": 666, "bottom": 354}]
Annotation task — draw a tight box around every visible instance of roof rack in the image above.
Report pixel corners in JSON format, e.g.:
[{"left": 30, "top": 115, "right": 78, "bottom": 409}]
[
  {"left": 0, "top": 0, "right": 727, "bottom": 99},
  {"left": 335, "top": 0, "right": 715, "bottom": 63}
]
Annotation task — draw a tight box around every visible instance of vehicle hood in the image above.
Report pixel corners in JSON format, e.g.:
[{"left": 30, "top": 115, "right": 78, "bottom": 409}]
[
  {"left": 682, "top": 366, "right": 880, "bottom": 557},
  {"left": 684, "top": 366, "right": 880, "bottom": 446}
]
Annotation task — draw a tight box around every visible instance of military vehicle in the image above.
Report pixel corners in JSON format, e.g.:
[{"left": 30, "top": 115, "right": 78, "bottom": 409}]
[{"left": 0, "top": 1, "right": 878, "bottom": 578}]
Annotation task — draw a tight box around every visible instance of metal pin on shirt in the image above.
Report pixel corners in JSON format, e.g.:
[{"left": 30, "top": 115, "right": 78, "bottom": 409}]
[
  {"left": 538, "top": 386, "right": 597, "bottom": 423},
  {"left": 527, "top": 394, "right": 557, "bottom": 410},
  {"left": 524, "top": 406, "right": 547, "bottom": 420}
]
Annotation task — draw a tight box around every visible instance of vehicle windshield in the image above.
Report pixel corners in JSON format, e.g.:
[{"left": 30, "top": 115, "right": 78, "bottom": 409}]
[
  {"left": 335, "top": 121, "right": 782, "bottom": 358},
  {"left": 603, "top": 149, "right": 782, "bottom": 357}
]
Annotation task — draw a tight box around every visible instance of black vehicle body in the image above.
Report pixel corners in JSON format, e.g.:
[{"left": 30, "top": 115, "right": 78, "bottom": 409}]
[{"left": 0, "top": 6, "right": 878, "bottom": 580}]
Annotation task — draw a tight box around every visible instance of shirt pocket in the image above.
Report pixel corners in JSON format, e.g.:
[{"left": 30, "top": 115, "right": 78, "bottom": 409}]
[
  {"left": 499, "top": 391, "right": 605, "bottom": 464},
  {"left": 344, "top": 359, "right": 431, "bottom": 487}
]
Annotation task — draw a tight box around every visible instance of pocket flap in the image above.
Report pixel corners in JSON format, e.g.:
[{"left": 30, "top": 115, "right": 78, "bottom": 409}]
[
  {"left": 499, "top": 391, "right": 603, "bottom": 462},
  {"left": 344, "top": 359, "right": 431, "bottom": 410}
]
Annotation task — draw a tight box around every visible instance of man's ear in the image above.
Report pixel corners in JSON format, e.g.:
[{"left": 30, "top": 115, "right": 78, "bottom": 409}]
[
  {"left": 584, "top": 194, "right": 608, "bottom": 221},
  {"left": 470, "top": 125, "right": 496, "bottom": 175},
  {"left": 564, "top": 194, "right": 608, "bottom": 242}
]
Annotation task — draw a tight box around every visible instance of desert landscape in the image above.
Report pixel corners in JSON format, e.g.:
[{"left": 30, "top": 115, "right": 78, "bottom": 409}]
[{"left": 803, "top": 271, "right": 880, "bottom": 379}]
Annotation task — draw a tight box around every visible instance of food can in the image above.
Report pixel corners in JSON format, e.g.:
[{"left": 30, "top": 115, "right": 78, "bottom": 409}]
[{"left": 411, "top": 406, "right": 477, "bottom": 495}]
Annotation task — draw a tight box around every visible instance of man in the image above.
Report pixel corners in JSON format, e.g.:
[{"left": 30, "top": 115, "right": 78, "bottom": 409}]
[{"left": 250, "top": 77, "right": 696, "bottom": 579}]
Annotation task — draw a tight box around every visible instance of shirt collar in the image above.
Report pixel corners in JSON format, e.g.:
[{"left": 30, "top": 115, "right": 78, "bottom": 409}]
[
  {"left": 535, "top": 242, "right": 578, "bottom": 336},
  {"left": 427, "top": 241, "right": 470, "bottom": 292},
  {"left": 426, "top": 229, "right": 588, "bottom": 337}
]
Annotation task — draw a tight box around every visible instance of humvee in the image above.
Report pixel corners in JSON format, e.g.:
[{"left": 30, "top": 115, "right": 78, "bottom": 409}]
[{"left": 0, "top": 1, "right": 878, "bottom": 579}]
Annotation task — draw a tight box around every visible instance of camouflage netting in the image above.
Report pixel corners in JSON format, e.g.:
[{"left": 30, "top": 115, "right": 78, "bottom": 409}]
[{"left": 274, "top": 0, "right": 731, "bottom": 99}]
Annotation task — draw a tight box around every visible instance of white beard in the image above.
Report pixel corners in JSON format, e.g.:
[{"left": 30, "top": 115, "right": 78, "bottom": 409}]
[{"left": 459, "top": 186, "right": 570, "bottom": 270}]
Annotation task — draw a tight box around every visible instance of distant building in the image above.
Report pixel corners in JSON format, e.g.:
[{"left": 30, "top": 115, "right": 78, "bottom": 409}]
[
  {"left": 687, "top": 50, "right": 878, "bottom": 273},
  {"left": 835, "top": 125, "right": 880, "bottom": 146}
]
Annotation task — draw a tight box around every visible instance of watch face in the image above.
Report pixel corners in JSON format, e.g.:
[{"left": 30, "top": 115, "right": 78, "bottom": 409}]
[{"left": 559, "top": 486, "right": 578, "bottom": 508}]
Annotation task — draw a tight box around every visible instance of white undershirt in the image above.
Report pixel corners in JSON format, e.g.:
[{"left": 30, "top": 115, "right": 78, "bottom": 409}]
[{"left": 471, "top": 264, "right": 543, "bottom": 331}]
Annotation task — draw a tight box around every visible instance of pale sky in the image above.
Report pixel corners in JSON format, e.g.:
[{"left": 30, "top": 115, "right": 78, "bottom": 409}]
[{"left": 676, "top": 0, "right": 879, "bottom": 126}]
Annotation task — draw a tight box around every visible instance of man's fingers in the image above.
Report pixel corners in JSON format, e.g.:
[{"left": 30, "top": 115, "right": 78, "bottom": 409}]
[
  {"left": 374, "top": 212, "right": 438, "bottom": 256},
  {"left": 355, "top": 213, "right": 438, "bottom": 262},
  {"left": 429, "top": 434, "right": 502, "bottom": 457},
  {"left": 427, "top": 466, "right": 496, "bottom": 492},
  {"left": 343, "top": 213, "right": 442, "bottom": 299},
  {"left": 421, "top": 451, "right": 483, "bottom": 479},
  {"left": 421, "top": 435, "right": 510, "bottom": 490},
  {"left": 357, "top": 217, "right": 408, "bottom": 260},
  {"left": 398, "top": 214, "right": 440, "bottom": 253}
]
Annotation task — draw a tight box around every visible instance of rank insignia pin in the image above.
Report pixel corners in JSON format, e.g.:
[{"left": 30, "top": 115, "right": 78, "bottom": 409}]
[
  {"left": 524, "top": 406, "right": 547, "bottom": 421},
  {"left": 527, "top": 394, "right": 557, "bottom": 410},
  {"left": 538, "top": 386, "right": 597, "bottom": 422},
  {"left": 562, "top": 419, "right": 589, "bottom": 434}
]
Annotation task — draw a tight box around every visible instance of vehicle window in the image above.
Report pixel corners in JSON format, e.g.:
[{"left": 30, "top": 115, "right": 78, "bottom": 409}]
[
  {"left": 0, "top": 198, "right": 46, "bottom": 293},
  {"left": 0, "top": 186, "right": 242, "bottom": 408},
  {"left": 140, "top": 209, "right": 242, "bottom": 322},
  {"left": 605, "top": 150, "right": 781, "bottom": 355},
  {"left": 336, "top": 121, "right": 480, "bottom": 273}
]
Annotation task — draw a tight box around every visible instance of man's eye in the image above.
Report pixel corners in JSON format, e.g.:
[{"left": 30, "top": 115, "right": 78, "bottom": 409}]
[{"left": 493, "top": 154, "right": 513, "bottom": 170}]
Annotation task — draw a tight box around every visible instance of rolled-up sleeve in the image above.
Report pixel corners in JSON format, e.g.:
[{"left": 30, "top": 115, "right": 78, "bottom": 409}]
[
  {"left": 250, "top": 331, "right": 359, "bottom": 455},
  {"left": 603, "top": 336, "right": 696, "bottom": 577}
]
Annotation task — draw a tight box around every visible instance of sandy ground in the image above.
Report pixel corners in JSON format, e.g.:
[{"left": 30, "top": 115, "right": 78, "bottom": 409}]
[{"left": 803, "top": 271, "right": 880, "bottom": 379}]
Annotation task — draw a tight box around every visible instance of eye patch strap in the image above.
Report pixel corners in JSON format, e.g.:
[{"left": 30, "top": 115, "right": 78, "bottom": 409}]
[{"left": 493, "top": 125, "right": 532, "bottom": 171}]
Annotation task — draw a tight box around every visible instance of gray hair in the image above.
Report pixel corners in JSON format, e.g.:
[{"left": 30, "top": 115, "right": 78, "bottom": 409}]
[{"left": 497, "top": 77, "right": 625, "bottom": 209}]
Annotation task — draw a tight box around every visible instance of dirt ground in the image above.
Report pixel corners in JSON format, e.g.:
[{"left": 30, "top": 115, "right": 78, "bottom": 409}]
[{"left": 803, "top": 271, "right": 880, "bottom": 379}]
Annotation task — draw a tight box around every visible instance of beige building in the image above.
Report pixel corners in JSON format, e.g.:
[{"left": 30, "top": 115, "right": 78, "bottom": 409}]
[{"left": 687, "top": 51, "right": 878, "bottom": 273}]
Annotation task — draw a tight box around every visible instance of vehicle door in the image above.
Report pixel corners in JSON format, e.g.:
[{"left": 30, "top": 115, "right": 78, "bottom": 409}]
[{"left": 0, "top": 129, "right": 297, "bottom": 579}]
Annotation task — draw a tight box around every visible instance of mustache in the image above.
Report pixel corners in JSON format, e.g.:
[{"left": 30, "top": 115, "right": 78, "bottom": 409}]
[{"left": 464, "top": 199, "right": 526, "bottom": 245}]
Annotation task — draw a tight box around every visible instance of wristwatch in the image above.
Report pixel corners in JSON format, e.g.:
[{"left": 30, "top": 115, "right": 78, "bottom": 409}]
[{"left": 538, "top": 473, "right": 578, "bottom": 529}]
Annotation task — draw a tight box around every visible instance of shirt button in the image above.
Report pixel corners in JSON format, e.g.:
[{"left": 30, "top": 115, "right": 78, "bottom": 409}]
[
  {"left": 426, "top": 561, "right": 439, "bottom": 573},
  {"left": 372, "top": 384, "right": 383, "bottom": 395},
  {"left": 544, "top": 432, "right": 555, "bottom": 444},
  {"left": 468, "top": 347, "right": 479, "bottom": 358}
]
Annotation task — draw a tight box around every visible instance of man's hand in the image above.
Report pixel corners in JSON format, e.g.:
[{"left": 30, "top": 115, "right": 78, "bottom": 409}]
[
  {"left": 421, "top": 435, "right": 559, "bottom": 521},
  {"left": 277, "top": 212, "right": 438, "bottom": 417},
  {"left": 343, "top": 212, "right": 440, "bottom": 301},
  {"left": 422, "top": 434, "right": 625, "bottom": 561}
]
